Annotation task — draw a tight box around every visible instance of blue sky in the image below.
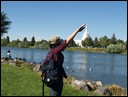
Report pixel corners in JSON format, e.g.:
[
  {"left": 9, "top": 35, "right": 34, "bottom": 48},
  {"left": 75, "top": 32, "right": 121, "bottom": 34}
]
[{"left": 1, "top": 1, "right": 127, "bottom": 42}]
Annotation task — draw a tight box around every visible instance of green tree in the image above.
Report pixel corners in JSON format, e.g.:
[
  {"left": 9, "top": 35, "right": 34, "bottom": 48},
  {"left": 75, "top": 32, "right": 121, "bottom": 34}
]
[
  {"left": 1, "top": 11, "right": 12, "bottom": 36},
  {"left": 125, "top": 40, "right": 127, "bottom": 49},
  {"left": 1, "top": 38, "right": 8, "bottom": 46},
  {"left": 93, "top": 37, "right": 100, "bottom": 47},
  {"left": 22, "top": 37, "right": 30, "bottom": 48},
  {"left": 1, "top": 36, "right": 10, "bottom": 46},
  {"left": 68, "top": 39, "right": 77, "bottom": 47},
  {"left": 82, "top": 37, "right": 93, "bottom": 47},
  {"left": 99, "top": 36, "right": 109, "bottom": 48},
  {"left": 9, "top": 39, "right": 20, "bottom": 47},
  {"left": 116, "top": 39, "right": 124, "bottom": 44},
  {"left": 110, "top": 33, "right": 117, "bottom": 44},
  {"left": 23, "top": 37, "right": 28, "bottom": 43},
  {"left": 6, "top": 36, "right": 10, "bottom": 44},
  {"left": 31, "top": 36, "right": 35, "bottom": 46}
]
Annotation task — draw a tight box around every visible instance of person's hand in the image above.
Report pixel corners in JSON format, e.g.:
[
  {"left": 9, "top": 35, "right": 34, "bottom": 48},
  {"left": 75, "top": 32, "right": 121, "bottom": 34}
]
[{"left": 77, "top": 24, "right": 86, "bottom": 32}]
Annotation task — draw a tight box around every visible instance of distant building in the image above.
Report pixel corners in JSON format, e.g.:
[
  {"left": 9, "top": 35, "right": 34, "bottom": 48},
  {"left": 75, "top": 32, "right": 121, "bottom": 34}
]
[
  {"left": 74, "top": 39, "right": 82, "bottom": 47},
  {"left": 74, "top": 24, "right": 90, "bottom": 47}
]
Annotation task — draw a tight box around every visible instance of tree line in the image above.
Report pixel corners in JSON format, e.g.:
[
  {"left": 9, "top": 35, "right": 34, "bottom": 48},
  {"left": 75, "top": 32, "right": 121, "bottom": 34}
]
[
  {"left": 1, "top": 11, "right": 127, "bottom": 53},
  {"left": 1, "top": 34, "right": 127, "bottom": 53},
  {"left": 81, "top": 34, "right": 127, "bottom": 53}
]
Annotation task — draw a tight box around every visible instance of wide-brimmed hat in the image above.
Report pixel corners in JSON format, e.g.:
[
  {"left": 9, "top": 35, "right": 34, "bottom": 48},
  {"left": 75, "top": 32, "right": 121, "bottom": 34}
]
[{"left": 49, "top": 35, "right": 61, "bottom": 44}]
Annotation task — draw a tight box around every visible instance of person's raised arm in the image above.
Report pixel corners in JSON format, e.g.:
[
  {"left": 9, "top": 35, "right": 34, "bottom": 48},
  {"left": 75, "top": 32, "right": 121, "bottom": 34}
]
[{"left": 66, "top": 24, "right": 85, "bottom": 44}]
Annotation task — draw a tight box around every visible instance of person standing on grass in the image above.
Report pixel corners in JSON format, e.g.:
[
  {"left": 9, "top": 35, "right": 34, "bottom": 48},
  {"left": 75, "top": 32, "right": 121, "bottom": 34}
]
[{"left": 43, "top": 24, "right": 85, "bottom": 96}]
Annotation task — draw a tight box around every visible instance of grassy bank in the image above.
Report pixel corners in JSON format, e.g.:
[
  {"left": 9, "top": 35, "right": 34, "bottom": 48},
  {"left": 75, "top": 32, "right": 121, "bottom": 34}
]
[
  {"left": 66, "top": 47, "right": 127, "bottom": 54},
  {"left": 1, "top": 63, "right": 101, "bottom": 96},
  {"left": 66, "top": 47, "right": 106, "bottom": 53}
]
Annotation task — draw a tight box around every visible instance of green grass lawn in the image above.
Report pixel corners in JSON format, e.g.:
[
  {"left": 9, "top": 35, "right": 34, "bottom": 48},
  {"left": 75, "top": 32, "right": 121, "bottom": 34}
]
[{"left": 1, "top": 63, "right": 101, "bottom": 96}]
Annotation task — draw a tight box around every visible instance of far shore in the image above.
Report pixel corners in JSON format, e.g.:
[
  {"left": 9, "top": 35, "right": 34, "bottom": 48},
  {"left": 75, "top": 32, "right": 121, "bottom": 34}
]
[
  {"left": 2, "top": 46, "right": 127, "bottom": 54},
  {"left": 65, "top": 47, "right": 127, "bottom": 54}
]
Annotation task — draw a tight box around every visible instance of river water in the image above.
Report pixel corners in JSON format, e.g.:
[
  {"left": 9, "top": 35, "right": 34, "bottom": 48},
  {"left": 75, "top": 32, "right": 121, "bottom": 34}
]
[{"left": 1, "top": 46, "right": 127, "bottom": 88}]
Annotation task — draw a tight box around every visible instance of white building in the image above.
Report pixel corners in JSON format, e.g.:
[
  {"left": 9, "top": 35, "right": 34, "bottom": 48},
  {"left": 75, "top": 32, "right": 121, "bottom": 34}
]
[{"left": 74, "top": 24, "right": 90, "bottom": 47}]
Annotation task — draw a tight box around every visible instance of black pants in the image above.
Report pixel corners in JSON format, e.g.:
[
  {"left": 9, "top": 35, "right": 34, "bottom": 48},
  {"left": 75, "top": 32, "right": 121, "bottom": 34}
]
[{"left": 49, "top": 78, "right": 63, "bottom": 96}]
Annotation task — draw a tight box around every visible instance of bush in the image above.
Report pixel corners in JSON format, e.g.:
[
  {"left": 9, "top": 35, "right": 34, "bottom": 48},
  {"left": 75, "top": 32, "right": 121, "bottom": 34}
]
[
  {"left": 107, "top": 44, "right": 126, "bottom": 53},
  {"left": 105, "top": 84, "right": 127, "bottom": 96}
]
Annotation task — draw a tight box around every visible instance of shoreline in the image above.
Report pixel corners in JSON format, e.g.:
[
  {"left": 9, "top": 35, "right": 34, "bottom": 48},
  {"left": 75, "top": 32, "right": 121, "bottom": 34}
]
[
  {"left": 1, "top": 58, "right": 127, "bottom": 96},
  {"left": 1, "top": 57, "right": 127, "bottom": 89},
  {"left": 1, "top": 46, "right": 127, "bottom": 54}
]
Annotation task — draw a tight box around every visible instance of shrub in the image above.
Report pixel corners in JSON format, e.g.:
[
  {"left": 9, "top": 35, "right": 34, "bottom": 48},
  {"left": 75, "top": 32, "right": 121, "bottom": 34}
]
[
  {"left": 105, "top": 84, "right": 126, "bottom": 96},
  {"left": 107, "top": 44, "right": 126, "bottom": 53}
]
